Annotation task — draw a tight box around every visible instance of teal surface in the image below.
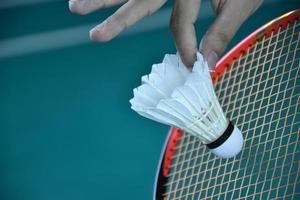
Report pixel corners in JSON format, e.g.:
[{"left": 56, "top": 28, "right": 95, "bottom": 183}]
[{"left": 0, "top": 1, "right": 299, "bottom": 199}]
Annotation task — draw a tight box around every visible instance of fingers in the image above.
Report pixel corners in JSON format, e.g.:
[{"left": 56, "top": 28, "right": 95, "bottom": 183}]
[
  {"left": 200, "top": 0, "right": 262, "bottom": 69},
  {"left": 170, "top": 0, "right": 201, "bottom": 68},
  {"left": 69, "top": 0, "right": 127, "bottom": 15},
  {"left": 90, "top": 0, "right": 166, "bottom": 41}
]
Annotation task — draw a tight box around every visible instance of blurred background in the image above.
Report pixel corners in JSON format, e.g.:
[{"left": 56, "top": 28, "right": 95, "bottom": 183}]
[{"left": 0, "top": 0, "right": 299, "bottom": 199}]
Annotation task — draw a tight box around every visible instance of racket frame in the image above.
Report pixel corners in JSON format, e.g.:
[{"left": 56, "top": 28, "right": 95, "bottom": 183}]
[{"left": 153, "top": 9, "right": 300, "bottom": 200}]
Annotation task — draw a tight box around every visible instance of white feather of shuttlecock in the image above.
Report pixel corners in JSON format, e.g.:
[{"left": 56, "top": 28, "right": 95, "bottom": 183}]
[
  {"left": 130, "top": 53, "right": 228, "bottom": 144},
  {"left": 130, "top": 54, "right": 190, "bottom": 123}
]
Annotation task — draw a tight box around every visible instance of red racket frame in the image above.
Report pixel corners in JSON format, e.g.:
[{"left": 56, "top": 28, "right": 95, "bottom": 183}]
[{"left": 154, "top": 9, "right": 300, "bottom": 200}]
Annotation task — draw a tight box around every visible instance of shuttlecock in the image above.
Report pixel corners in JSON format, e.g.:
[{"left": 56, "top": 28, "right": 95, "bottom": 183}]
[{"left": 130, "top": 53, "right": 243, "bottom": 158}]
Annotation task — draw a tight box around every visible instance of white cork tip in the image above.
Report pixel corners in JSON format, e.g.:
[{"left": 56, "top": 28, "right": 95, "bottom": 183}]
[{"left": 211, "top": 126, "right": 243, "bottom": 158}]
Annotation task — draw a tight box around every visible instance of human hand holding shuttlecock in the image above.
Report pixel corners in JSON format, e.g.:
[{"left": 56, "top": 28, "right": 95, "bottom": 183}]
[{"left": 130, "top": 53, "right": 243, "bottom": 158}]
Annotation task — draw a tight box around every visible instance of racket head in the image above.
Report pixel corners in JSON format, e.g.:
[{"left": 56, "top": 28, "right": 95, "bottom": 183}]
[{"left": 154, "top": 9, "right": 300, "bottom": 200}]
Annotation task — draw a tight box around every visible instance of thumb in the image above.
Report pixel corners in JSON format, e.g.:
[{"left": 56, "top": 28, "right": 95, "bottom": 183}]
[{"left": 200, "top": 0, "right": 262, "bottom": 69}]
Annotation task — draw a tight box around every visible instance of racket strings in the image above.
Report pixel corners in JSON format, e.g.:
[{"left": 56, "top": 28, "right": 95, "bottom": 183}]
[
  {"left": 168, "top": 24, "right": 299, "bottom": 153},
  {"left": 163, "top": 19, "right": 300, "bottom": 199},
  {"left": 166, "top": 125, "right": 299, "bottom": 178},
  {"left": 167, "top": 23, "right": 297, "bottom": 172},
  {"left": 173, "top": 63, "right": 299, "bottom": 154}
]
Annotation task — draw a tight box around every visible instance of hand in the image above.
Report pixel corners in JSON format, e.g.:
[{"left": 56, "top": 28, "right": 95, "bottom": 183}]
[
  {"left": 69, "top": 0, "right": 167, "bottom": 41},
  {"left": 69, "top": 0, "right": 262, "bottom": 69}
]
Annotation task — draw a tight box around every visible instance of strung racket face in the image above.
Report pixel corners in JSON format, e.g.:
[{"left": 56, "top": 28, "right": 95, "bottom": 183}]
[{"left": 154, "top": 10, "right": 300, "bottom": 200}]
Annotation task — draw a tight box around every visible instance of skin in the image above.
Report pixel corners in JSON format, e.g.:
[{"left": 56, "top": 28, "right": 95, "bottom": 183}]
[{"left": 69, "top": 0, "right": 262, "bottom": 69}]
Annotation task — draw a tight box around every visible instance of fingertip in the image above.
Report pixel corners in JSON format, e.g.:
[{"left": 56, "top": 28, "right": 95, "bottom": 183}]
[
  {"left": 206, "top": 51, "right": 219, "bottom": 70},
  {"left": 199, "top": 36, "right": 221, "bottom": 69},
  {"left": 179, "top": 51, "right": 197, "bottom": 69},
  {"left": 69, "top": 0, "right": 82, "bottom": 14},
  {"left": 68, "top": 0, "right": 88, "bottom": 15},
  {"left": 199, "top": 40, "right": 219, "bottom": 70},
  {"left": 182, "top": 59, "right": 195, "bottom": 69},
  {"left": 89, "top": 22, "right": 114, "bottom": 42},
  {"left": 68, "top": 0, "right": 76, "bottom": 12},
  {"left": 90, "top": 28, "right": 109, "bottom": 42}
]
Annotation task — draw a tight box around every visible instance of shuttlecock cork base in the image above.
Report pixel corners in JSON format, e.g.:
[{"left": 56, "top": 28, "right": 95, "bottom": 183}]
[
  {"left": 130, "top": 53, "right": 243, "bottom": 158},
  {"left": 206, "top": 121, "right": 243, "bottom": 158}
]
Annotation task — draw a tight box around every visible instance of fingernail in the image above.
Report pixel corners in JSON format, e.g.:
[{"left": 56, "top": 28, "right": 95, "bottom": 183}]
[
  {"left": 90, "top": 20, "right": 109, "bottom": 41},
  {"left": 207, "top": 51, "right": 218, "bottom": 71}
]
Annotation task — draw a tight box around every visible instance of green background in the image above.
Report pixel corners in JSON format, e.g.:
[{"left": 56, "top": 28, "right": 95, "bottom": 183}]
[{"left": 0, "top": 0, "right": 299, "bottom": 199}]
